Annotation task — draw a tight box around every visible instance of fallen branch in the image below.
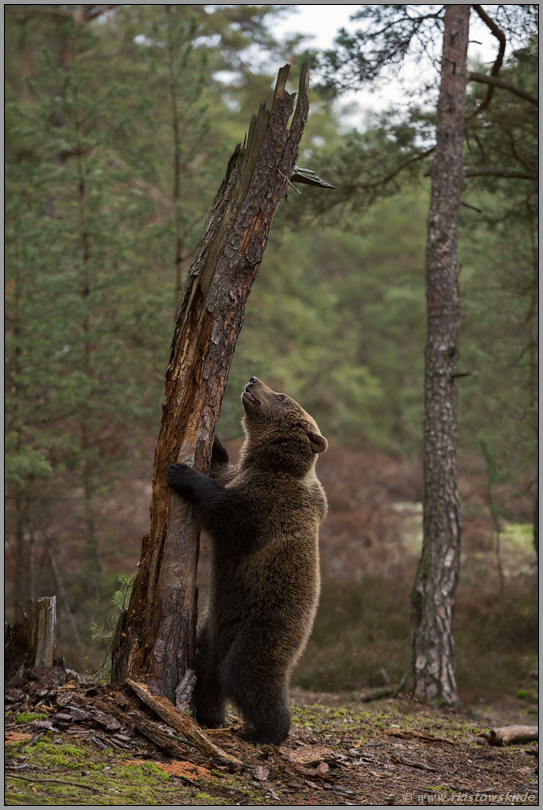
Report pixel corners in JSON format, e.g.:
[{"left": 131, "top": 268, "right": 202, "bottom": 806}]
[
  {"left": 358, "top": 685, "right": 400, "bottom": 702},
  {"left": 484, "top": 725, "right": 538, "bottom": 747},
  {"left": 389, "top": 753, "right": 437, "bottom": 772},
  {"left": 5, "top": 772, "right": 99, "bottom": 792},
  {"left": 127, "top": 680, "right": 242, "bottom": 765},
  {"left": 93, "top": 698, "right": 189, "bottom": 759},
  {"left": 384, "top": 727, "right": 456, "bottom": 745}
]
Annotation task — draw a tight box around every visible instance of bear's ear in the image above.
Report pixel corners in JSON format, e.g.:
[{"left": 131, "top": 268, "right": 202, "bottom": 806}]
[{"left": 307, "top": 430, "right": 328, "bottom": 454}]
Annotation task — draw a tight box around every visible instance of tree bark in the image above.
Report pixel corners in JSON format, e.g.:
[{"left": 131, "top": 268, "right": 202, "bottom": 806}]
[
  {"left": 409, "top": 5, "right": 470, "bottom": 706},
  {"left": 111, "top": 64, "right": 310, "bottom": 701}
]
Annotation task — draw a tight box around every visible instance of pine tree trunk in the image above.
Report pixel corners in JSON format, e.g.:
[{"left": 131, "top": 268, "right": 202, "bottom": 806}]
[
  {"left": 111, "top": 64, "right": 310, "bottom": 701},
  {"left": 409, "top": 6, "right": 470, "bottom": 705}
]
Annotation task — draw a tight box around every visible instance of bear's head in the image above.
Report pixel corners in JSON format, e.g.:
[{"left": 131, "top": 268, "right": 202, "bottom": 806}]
[{"left": 240, "top": 377, "right": 327, "bottom": 476}]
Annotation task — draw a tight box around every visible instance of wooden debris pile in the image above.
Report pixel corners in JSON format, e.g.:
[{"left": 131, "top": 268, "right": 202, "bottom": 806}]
[{"left": 4, "top": 668, "right": 241, "bottom": 767}]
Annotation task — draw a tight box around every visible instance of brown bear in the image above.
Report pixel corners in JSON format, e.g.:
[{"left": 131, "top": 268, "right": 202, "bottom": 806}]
[{"left": 167, "top": 376, "right": 328, "bottom": 744}]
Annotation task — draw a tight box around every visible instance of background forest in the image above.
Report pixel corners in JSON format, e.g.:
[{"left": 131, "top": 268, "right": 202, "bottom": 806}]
[{"left": 5, "top": 4, "right": 538, "bottom": 708}]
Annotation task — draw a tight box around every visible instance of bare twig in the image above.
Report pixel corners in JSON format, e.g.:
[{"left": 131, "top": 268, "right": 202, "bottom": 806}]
[
  {"left": 347, "top": 146, "right": 436, "bottom": 190},
  {"left": 385, "top": 727, "right": 456, "bottom": 745},
  {"left": 5, "top": 772, "right": 99, "bottom": 792},
  {"left": 460, "top": 201, "right": 482, "bottom": 213},
  {"left": 359, "top": 685, "right": 400, "bottom": 702},
  {"left": 390, "top": 753, "right": 438, "bottom": 772},
  {"left": 472, "top": 5, "right": 506, "bottom": 113}
]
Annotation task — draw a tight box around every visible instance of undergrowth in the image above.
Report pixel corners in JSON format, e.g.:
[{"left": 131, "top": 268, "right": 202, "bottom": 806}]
[{"left": 293, "top": 574, "right": 538, "bottom": 707}]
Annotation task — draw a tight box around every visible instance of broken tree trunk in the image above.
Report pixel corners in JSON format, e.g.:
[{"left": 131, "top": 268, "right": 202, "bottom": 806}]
[
  {"left": 111, "top": 63, "right": 310, "bottom": 701},
  {"left": 5, "top": 596, "right": 57, "bottom": 681}
]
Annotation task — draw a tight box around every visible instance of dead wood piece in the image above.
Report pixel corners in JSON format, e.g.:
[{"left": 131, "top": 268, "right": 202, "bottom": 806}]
[
  {"left": 127, "top": 679, "right": 242, "bottom": 765},
  {"left": 24, "top": 666, "right": 67, "bottom": 689},
  {"left": 280, "top": 743, "right": 336, "bottom": 765},
  {"left": 294, "top": 764, "right": 338, "bottom": 785},
  {"left": 5, "top": 596, "right": 57, "bottom": 680},
  {"left": 5, "top": 598, "right": 57, "bottom": 681},
  {"left": 5, "top": 688, "right": 27, "bottom": 703},
  {"left": 4, "top": 764, "right": 48, "bottom": 773},
  {"left": 5, "top": 772, "right": 99, "bottom": 792},
  {"left": 93, "top": 697, "right": 191, "bottom": 759},
  {"left": 175, "top": 667, "right": 197, "bottom": 712},
  {"left": 485, "top": 725, "right": 538, "bottom": 747},
  {"left": 89, "top": 709, "right": 122, "bottom": 731},
  {"left": 68, "top": 707, "right": 90, "bottom": 722},
  {"left": 384, "top": 727, "right": 456, "bottom": 745},
  {"left": 389, "top": 753, "right": 437, "bottom": 772},
  {"left": 52, "top": 712, "right": 73, "bottom": 724},
  {"left": 26, "top": 719, "right": 55, "bottom": 733},
  {"left": 358, "top": 685, "right": 400, "bottom": 702}
]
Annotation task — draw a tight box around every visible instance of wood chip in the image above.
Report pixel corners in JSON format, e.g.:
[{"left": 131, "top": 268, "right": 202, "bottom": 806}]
[
  {"left": 280, "top": 743, "right": 336, "bottom": 764},
  {"left": 5, "top": 731, "right": 32, "bottom": 745},
  {"left": 153, "top": 761, "right": 210, "bottom": 780}
]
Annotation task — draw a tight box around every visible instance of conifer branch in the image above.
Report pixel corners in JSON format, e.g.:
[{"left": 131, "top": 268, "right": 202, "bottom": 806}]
[
  {"left": 464, "top": 167, "right": 536, "bottom": 180},
  {"left": 347, "top": 146, "right": 436, "bottom": 190},
  {"left": 468, "top": 72, "right": 538, "bottom": 105}
]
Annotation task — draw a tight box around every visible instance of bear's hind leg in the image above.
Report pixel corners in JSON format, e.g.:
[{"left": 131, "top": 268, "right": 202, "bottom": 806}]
[
  {"left": 193, "top": 626, "right": 227, "bottom": 728},
  {"left": 224, "top": 633, "right": 291, "bottom": 745}
]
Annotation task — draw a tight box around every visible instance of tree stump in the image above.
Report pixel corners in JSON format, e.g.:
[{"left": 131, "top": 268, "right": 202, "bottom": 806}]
[
  {"left": 112, "top": 63, "right": 311, "bottom": 701},
  {"left": 5, "top": 596, "right": 57, "bottom": 681}
]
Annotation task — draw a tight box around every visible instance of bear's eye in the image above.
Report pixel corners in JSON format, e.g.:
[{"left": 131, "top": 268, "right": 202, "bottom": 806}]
[{"left": 276, "top": 394, "right": 286, "bottom": 401}]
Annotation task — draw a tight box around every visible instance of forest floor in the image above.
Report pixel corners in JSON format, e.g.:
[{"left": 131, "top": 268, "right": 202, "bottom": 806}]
[{"left": 5, "top": 677, "right": 538, "bottom": 807}]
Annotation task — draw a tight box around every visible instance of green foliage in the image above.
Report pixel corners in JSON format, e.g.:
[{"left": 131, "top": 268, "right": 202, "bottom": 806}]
[
  {"left": 4, "top": 4, "right": 537, "bottom": 672},
  {"left": 4, "top": 3, "right": 296, "bottom": 634},
  {"left": 91, "top": 572, "right": 136, "bottom": 644},
  {"left": 294, "top": 575, "right": 538, "bottom": 701},
  {"left": 221, "top": 189, "right": 429, "bottom": 451},
  {"left": 111, "top": 572, "right": 136, "bottom": 612}
]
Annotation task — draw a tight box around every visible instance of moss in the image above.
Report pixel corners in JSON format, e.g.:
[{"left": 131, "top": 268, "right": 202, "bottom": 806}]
[
  {"left": 191, "top": 793, "right": 224, "bottom": 805},
  {"left": 15, "top": 711, "right": 48, "bottom": 724}
]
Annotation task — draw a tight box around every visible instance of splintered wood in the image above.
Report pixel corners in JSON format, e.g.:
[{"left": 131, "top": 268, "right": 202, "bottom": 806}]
[{"left": 127, "top": 679, "right": 241, "bottom": 765}]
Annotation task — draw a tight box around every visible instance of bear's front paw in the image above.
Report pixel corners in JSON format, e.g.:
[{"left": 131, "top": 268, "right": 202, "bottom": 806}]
[{"left": 166, "top": 462, "right": 192, "bottom": 488}]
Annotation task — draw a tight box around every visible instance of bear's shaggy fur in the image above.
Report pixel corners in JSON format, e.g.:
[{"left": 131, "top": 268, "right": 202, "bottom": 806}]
[{"left": 167, "top": 376, "right": 328, "bottom": 744}]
